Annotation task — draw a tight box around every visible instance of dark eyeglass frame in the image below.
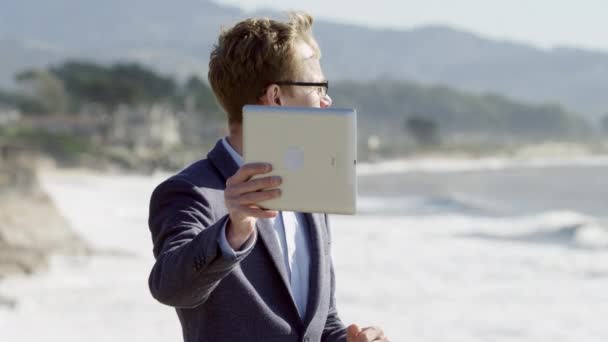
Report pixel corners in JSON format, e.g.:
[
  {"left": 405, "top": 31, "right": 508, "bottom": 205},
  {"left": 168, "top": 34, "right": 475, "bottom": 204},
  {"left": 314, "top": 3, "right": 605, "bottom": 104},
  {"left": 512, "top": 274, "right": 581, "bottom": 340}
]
[{"left": 275, "top": 81, "right": 329, "bottom": 96}]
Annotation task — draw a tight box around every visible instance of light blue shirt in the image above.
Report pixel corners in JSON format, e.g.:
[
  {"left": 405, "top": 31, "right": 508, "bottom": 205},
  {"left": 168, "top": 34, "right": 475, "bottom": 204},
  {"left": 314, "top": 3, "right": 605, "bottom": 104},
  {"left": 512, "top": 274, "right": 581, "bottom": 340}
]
[{"left": 218, "top": 137, "right": 311, "bottom": 318}]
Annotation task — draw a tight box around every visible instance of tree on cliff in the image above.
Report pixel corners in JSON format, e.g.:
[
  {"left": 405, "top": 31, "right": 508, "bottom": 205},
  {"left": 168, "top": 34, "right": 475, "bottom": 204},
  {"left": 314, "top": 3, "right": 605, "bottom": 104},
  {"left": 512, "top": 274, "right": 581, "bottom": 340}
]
[
  {"left": 49, "top": 61, "right": 177, "bottom": 111},
  {"left": 15, "top": 70, "right": 69, "bottom": 115},
  {"left": 174, "top": 75, "right": 222, "bottom": 117},
  {"left": 404, "top": 116, "right": 441, "bottom": 148}
]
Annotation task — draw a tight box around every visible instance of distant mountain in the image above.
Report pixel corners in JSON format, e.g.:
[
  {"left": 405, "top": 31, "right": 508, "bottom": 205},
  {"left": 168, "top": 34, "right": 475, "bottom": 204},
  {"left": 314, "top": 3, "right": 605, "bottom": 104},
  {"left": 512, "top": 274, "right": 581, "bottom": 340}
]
[
  {"left": 1, "top": 0, "right": 607, "bottom": 119},
  {"left": 317, "top": 23, "right": 608, "bottom": 121}
]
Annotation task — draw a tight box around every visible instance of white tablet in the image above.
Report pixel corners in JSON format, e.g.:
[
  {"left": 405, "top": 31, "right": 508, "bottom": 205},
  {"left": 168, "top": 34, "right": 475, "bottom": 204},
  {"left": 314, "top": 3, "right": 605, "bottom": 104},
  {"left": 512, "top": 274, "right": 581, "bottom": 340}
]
[{"left": 243, "top": 105, "right": 357, "bottom": 214}]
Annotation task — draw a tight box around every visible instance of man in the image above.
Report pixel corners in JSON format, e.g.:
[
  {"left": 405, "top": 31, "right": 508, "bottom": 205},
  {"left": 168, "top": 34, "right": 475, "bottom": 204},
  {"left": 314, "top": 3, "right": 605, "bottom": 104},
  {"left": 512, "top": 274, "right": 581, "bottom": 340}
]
[{"left": 148, "top": 12, "right": 389, "bottom": 342}]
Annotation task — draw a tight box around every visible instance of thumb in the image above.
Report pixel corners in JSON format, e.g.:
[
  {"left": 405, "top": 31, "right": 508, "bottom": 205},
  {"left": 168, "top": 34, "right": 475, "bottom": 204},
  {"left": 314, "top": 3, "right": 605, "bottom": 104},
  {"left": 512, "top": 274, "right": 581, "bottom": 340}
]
[{"left": 346, "top": 323, "right": 362, "bottom": 340}]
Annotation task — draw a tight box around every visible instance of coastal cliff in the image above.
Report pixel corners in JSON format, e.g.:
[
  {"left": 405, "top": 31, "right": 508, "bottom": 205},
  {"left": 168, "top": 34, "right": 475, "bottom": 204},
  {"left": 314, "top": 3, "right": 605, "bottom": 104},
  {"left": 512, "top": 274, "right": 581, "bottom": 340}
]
[{"left": 0, "top": 149, "right": 88, "bottom": 279}]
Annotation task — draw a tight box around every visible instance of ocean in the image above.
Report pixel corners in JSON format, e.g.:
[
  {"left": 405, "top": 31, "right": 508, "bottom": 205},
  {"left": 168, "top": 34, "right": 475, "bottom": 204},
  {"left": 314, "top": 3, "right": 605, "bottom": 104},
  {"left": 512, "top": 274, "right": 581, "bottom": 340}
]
[{"left": 2, "top": 156, "right": 608, "bottom": 341}]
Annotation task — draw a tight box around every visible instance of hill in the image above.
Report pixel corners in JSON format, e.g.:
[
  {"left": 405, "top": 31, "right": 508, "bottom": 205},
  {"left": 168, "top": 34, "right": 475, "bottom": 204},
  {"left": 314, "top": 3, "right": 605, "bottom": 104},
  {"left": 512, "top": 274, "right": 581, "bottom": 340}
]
[{"left": 1, "top": 0, "right": 607, "bottom": 119}]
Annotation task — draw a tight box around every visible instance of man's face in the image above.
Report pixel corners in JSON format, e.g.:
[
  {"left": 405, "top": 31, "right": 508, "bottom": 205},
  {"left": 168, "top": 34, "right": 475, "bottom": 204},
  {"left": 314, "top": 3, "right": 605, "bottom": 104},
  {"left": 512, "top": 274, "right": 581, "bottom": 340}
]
[{"left": 280, "top": 40, "right": 332, "bottom": 109}]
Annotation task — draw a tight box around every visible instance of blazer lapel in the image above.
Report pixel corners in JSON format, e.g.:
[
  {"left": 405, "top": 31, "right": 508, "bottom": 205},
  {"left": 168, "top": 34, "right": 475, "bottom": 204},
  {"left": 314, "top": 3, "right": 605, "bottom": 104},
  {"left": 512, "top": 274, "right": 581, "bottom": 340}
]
[
  {"left": 256, "top": 217, "right": 300, "bottom": 315},
  {"left": 303, "top": 213, "right": 324, "bottom": 328}
]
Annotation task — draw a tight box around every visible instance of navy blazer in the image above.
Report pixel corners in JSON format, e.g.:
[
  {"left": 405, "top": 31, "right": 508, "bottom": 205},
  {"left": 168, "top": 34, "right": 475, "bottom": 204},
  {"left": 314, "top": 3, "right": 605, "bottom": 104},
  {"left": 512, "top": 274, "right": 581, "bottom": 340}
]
[{"left": 148, "top": 139, "right": 347, "bottom": 342}]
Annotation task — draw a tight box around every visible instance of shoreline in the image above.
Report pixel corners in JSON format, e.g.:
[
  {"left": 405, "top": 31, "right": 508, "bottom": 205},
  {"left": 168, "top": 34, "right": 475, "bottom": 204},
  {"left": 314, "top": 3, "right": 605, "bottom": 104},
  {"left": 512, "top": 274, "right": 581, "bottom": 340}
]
[
  {"left": 35, "top": 148, "right": 608, "bottom": 179},
  {"left": 358, "top": 153, "right": 608, "bottom": 175}
]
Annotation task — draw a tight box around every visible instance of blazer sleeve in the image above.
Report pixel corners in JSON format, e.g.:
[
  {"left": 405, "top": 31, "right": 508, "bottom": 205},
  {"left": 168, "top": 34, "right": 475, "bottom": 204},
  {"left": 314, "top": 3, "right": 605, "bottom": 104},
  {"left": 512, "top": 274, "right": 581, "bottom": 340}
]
[
  {"left": 147, "top": 176, "right": 253, "bottom": 308},
  {"left": 322, "top": 214, "right": 348, "bottom": 342}
]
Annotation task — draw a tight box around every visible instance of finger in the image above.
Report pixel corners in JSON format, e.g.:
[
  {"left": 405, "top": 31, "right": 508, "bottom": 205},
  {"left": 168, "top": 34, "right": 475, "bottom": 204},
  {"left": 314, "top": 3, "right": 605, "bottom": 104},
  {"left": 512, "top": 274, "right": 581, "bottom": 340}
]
[
  {"left": 226, "top": 163, "right": 272, "bottom": 186},
  {"left": 229, "top": 176, "right": 282, "bottom": 196},
  {"left": 234, "top": 188, "right": 281, "bottom": 205},
  {"left": 232, "top": 205, "right": 279, "bottom": 219},
  {"left": 346, "top": 324, "right": 361, "bottom": 341}
]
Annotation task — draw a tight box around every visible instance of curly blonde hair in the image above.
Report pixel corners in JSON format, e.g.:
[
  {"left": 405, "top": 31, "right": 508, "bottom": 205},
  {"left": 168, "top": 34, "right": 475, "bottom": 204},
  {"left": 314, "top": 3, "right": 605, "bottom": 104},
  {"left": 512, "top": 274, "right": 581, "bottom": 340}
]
[{"left": 208, "top": 12, "right": 320, "bottom": 123}]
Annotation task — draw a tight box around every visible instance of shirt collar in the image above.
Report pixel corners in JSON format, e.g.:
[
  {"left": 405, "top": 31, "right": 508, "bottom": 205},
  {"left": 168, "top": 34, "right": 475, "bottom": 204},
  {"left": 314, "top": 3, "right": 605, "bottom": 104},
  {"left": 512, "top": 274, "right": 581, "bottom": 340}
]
[{"left": 221, "top": 136, "right": 244, "bottom": 167}]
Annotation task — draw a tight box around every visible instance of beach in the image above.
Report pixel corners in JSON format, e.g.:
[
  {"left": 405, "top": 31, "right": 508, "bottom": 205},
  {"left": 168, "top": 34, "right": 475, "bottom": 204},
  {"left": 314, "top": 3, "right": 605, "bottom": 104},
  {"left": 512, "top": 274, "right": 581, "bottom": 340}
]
[{"left": 2, "top": 158, "right": 608, "bottom": 341}]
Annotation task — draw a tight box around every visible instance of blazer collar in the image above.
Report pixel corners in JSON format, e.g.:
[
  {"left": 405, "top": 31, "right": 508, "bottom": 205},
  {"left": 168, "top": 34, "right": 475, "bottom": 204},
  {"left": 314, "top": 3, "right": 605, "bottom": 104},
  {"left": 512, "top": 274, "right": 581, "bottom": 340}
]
[{"left": 207, "top": 139, "right": 239, "bottom": 183}]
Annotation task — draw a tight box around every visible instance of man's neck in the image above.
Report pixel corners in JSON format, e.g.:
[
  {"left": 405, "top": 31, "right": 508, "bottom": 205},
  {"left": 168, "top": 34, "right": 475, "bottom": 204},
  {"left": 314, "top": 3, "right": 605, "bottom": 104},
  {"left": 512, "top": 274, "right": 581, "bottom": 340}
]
[{"left": 227, "top": 124, "right": 243, "bottom": 156}]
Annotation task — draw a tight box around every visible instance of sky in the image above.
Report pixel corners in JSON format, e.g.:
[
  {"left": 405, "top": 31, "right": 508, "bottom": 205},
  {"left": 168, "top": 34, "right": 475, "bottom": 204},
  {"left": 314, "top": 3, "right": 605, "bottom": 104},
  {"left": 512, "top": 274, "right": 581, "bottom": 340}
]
[{"left": 216, "top": 0, "right": 608, "bottom": 52}]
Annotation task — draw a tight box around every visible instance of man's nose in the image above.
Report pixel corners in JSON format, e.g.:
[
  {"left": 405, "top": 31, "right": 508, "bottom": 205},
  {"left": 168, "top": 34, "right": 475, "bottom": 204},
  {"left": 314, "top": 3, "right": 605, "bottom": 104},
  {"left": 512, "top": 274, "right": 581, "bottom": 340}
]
[{"left": 320, "top": 94, "right": 332, "bottom": 108}]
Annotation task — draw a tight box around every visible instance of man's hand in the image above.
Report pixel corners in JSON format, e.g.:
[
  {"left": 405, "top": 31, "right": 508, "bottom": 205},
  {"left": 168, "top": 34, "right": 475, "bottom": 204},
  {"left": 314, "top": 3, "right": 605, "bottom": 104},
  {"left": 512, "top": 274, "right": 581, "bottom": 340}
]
[
  {"left": 224, "top": 162, "right": 282, "bottom": 250},
  {"left": 347, "top": 324, "right": 389, "bottom": 342}
]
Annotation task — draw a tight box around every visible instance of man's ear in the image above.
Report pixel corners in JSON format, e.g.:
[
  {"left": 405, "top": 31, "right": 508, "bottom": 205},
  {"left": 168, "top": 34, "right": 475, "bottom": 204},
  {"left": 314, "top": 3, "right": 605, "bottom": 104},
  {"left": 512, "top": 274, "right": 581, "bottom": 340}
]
[{"left": 259, "top": 85, "right": 282, "bottom": 106}]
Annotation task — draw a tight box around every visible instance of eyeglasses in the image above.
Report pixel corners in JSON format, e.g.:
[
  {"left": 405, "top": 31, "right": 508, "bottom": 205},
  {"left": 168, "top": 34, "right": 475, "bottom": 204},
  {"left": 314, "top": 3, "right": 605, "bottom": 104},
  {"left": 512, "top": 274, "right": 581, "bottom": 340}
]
[{"left": 275, "top": 81, "right": 329, "bottom": 97}]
